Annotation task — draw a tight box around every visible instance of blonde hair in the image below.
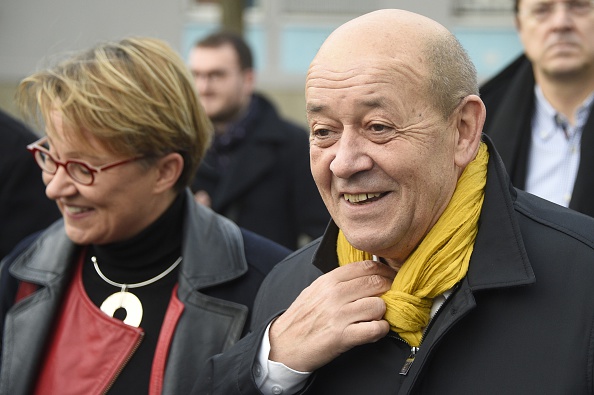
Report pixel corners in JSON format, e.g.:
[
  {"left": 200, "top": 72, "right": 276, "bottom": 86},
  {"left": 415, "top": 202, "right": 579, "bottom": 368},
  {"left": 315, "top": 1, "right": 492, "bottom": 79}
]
[{"left": 17, "top": 36, "right": 213, "bottom": 191}]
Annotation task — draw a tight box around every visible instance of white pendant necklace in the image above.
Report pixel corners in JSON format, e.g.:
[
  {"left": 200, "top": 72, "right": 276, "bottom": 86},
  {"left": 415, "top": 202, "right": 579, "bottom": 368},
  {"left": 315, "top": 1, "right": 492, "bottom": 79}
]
[{"left": 91, "top": 256, "right": 183, "bottom": 327}]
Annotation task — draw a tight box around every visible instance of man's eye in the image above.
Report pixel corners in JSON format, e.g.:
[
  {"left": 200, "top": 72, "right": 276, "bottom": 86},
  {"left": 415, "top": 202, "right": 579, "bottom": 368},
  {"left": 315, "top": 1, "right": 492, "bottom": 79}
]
[
  {"left": 312, "top": 129, "right": 331, "bottom": 137},
  {"left": 210, "top": 71, "right": 226, "bottom": 80},
  {"left": 371, "top": 124, "right": 386, "bottom": 132},
  {"left": 531, "top": 4, "right": 552, "bottom": 16},
  {"left": 571, "top": 0, "right": 593, "bottom": 12}
]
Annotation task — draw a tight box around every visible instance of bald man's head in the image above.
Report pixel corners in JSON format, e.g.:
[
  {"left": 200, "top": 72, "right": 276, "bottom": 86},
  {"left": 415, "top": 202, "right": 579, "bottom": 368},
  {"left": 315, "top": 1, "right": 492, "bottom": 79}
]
[
  {"left": 316, "top": 9, "right": 448, "bottom": 60},
  {"left": 307, "top": 9, "right": 478, "bottom": 119}
]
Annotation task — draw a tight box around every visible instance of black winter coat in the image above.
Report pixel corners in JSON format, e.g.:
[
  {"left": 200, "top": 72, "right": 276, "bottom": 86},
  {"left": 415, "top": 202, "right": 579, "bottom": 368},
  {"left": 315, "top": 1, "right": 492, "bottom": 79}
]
[{"left": 192, "top": 94, "right": 329, "bottom": 250}]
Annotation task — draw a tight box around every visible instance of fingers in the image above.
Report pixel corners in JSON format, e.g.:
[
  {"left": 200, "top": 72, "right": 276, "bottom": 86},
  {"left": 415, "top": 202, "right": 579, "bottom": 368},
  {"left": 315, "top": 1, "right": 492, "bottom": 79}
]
[
  {"left": 340, "top": 294, "right": 387, "bottom": 323},
  {"left": 267, "top": 260, "right": 396, "bottom": 372},
  {"left": 314, "top": 260, "right": 396, "bottom": 302},
  {"left": 343, "top": 319, "right": 391, "bottom": 345},
  {"left": 332, "top": 259, "right": 397, "bottom": 283}
]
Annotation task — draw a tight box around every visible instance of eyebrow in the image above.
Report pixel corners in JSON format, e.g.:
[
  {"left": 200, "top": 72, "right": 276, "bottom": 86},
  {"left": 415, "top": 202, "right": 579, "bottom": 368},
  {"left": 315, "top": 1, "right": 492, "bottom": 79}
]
[
  {"left": 46, "top": 137, "right": 104, "bottom": 162},
  {"left": 306, "top": 97, "right": 387, "bottom": 114},
  {"left": 306, "top": 103, "right": 325, "bottom": 114}
]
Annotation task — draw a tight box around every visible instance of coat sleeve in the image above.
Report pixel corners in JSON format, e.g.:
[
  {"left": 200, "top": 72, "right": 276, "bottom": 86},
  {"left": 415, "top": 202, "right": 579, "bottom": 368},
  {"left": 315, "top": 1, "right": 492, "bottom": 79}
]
[{"left": 190, "top": 325, "right": 269, "bottom": 395}]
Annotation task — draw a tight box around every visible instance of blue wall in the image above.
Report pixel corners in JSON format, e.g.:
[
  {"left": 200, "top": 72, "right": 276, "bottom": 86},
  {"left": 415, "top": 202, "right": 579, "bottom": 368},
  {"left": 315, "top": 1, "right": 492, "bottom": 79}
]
[
  {"left": 454, "top": 27, "right": 523, "bottom": 81},
  {"left": 183, "top": 23, "right": 524, "bottom": 83}
]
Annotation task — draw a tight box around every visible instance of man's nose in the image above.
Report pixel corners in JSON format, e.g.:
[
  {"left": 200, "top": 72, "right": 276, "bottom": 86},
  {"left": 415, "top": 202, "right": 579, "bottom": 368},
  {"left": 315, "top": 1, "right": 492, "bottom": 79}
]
[
  {"left": 329, "top": 130, "right": 374, "bottom": 179},
  {"left": 550, "top": 2, "right": 577, "bottom": 27}
]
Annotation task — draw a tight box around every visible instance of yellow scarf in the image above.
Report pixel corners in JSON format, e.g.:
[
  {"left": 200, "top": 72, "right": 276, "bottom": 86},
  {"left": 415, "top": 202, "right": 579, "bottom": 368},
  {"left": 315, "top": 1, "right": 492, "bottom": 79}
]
[{"left": 337, "top": 142, "right": 489, "bottom": 346}]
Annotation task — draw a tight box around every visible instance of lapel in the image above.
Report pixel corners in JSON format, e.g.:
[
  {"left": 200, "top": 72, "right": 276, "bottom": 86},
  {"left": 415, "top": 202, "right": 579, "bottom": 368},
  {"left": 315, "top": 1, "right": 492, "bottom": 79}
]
[
  {"left": 569, "top": 110, "right": 594, "bottom": 217},
  {"left": 465, "top": 136, "right": 535, "bottom": 290},
  {"left": 162, "top": 191, "right": 249, "bottom": 394},
  {"left": 1, "top": 221, "right": 78, "bottom": 395},
  {"left": 485, "top": 57, "right": 535, "bottom": 190},
  {"left": 211, "top": 105, "right": 285, "bottom": 212},
  {"left": 178, "top": 189, "right": 248, "bottom": 289}
]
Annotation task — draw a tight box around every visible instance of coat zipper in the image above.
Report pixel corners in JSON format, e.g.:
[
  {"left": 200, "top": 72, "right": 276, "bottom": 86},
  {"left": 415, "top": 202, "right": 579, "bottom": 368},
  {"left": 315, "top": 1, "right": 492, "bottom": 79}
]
[
  {"left": 400, "top": 346, "right": 419, "bottom": 375},
  {"left": 101, "top": 333, "right": 144, "bottom": 394},
  {"left": 393, "top": 288, "right": 455, "bottom": 376}
]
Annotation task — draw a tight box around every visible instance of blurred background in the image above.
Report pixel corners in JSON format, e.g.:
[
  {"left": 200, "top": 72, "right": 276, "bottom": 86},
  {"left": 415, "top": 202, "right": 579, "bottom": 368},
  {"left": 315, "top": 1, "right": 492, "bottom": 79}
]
[{"left": 0, "top": 0, "right": 522, "bottom": 129}]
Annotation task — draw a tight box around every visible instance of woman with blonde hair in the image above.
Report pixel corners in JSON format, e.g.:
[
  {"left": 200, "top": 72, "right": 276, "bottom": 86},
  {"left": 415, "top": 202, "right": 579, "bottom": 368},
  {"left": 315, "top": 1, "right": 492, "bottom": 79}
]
[{"left": 0, "top": 37, "right": 289, "bottom": 395}]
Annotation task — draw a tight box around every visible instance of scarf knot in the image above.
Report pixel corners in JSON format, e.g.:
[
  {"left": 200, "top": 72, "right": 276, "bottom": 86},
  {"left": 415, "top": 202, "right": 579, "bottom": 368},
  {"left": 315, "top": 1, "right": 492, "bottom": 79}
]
[{"left": 382, "top": 290, "right": 431, "bottom": 332}]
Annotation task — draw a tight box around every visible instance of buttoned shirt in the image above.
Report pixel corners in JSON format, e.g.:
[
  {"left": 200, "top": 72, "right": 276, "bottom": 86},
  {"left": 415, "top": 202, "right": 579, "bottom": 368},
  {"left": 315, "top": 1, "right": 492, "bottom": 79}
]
[{"left": 525, "top": 86, "right": 594, "bottom": 207}]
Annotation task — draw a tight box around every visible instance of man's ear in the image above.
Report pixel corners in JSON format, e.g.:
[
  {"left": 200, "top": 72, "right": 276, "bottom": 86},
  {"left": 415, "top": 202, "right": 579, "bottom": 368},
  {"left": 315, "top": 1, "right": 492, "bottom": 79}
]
[
  {"left": 454, "top": 94, "right": 485, "bottom": 169},
  {"left": 153, "top": 152, "right": 184, "bottom": 194},
  {"left": 242, "top": 68, "right": 256, "bottom": 96}
]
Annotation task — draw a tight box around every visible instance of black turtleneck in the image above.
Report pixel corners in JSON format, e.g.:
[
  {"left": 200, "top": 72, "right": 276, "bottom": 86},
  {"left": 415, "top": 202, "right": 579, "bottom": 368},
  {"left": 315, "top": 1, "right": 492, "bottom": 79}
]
[{"left": 82, "top": 192, "right": 185, "bottom": 394}]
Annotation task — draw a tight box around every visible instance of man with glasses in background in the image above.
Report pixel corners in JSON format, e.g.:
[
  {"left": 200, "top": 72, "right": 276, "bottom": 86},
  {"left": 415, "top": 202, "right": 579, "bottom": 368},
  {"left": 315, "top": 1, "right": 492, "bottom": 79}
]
[
  {"left": 481, "top": 0, "right": 594, "bottom": 217},
  {"left": 188, "top": 32, "right": 329, "bottom": 250}
]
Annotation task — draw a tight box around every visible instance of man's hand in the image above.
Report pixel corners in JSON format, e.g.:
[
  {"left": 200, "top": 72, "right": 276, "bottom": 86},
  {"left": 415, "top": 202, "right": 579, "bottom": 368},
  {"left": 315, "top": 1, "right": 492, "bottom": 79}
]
[{"left": 268, "top": 260, "right": 396, "bottom": 372}]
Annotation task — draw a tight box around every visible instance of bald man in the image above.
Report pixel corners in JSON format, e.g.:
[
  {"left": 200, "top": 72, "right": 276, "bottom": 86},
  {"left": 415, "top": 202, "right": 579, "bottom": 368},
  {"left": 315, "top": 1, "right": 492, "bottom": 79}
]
[{"left": 194, "top": 9, "right": 594, "bottom": 395}]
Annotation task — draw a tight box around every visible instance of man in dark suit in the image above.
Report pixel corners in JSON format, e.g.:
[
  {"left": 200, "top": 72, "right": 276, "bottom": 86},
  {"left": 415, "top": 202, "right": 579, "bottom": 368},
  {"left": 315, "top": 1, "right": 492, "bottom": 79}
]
[
  {"left": 0, "top": 109, "right": 61, "bottom": 261},
  {"left": 480, "top": 0, "right": 594, "bottom": 217},
  {"left": 188, "top": 31, "right": 329, "bottom": 250}
]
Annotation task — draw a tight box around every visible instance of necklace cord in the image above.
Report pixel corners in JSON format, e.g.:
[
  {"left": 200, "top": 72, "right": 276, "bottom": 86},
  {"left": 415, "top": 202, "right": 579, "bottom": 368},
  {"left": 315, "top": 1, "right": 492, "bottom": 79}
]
[{"left": 92, "top": 256, "right": 183, "bottom": 289}]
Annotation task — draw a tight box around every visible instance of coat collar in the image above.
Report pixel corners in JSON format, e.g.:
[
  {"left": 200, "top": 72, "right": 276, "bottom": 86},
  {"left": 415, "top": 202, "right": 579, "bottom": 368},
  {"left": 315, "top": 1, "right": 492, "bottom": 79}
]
[
  {"left": 311, "top": 135, "right": 535, "bottom": 291},
  {"left": 178, "top": 189, "right": 248, "bottom": 293},
  {"left": 10, "top": 189, "right": 248, "bottom": 292},
  {"left": 197, "top": 94, "right": 295, "bottom": 211},
  {"left": 466, "top": 136, "right": 534, "bottom": 290},
  {"left": 484, "top": 56, "right": 535, "bottom": 189}
]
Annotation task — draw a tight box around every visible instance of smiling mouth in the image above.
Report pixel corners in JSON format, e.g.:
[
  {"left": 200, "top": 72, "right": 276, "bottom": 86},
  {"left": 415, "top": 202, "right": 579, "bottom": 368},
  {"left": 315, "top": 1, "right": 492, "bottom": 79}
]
[
  {"left": 343, "top": 192, "right": 386, "bottom": 204},
  {"left": 64, "top": 205, "right": 92, "bottom": 214}
]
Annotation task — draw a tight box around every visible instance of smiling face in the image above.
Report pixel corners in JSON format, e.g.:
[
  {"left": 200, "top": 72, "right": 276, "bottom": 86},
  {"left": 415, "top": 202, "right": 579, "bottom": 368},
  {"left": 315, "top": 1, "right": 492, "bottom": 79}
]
[
  {"left": 43, "top": 111, "right": 169, "bottom": 245},
  {"left": 307, "top": 10, "right": 468, "bottom": 267},
  {"left": 517, "top": 0, "right": 594, "bottom": 80}
]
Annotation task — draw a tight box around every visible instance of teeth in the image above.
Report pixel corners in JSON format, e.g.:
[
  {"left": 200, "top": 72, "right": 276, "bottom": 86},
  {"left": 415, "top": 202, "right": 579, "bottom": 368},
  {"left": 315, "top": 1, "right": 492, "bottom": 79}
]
[
  {"left": 65, "top": 206, "right": 90, "bottom": 214},
  {"left": 344, "top": 193, "right": 382, "bottom": 203}
]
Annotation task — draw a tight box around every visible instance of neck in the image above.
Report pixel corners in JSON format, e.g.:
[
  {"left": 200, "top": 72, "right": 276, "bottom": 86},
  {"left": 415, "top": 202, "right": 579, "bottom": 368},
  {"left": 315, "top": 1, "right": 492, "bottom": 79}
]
[
  {"left": 213, "top": 122, "right": 230, "bottom": 135},
  {"left": 535, "top": 68, "right": 594, "bottom": 123},
  {"left": 213, "top": 97, "right": 254, "bottom": 136},
  {"left": 89, "top": 192, "right": 185, "bottom": 283}
]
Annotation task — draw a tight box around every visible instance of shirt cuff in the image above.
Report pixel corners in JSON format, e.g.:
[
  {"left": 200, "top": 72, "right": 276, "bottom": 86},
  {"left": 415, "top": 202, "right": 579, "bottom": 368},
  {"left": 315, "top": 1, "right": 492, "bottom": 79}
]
[{"left": 253, "top": 321, "right": 311, "bottom": 395}]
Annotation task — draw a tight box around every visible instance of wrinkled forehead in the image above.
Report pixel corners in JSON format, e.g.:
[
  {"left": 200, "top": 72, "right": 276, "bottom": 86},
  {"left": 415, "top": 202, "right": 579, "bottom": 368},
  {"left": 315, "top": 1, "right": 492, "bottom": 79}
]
[
  {"left": 305, "top": 10, "right": 441, "bottom": 85},
  {"left": 305, "top": 42, "right": 429, "bottom": 110}
]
